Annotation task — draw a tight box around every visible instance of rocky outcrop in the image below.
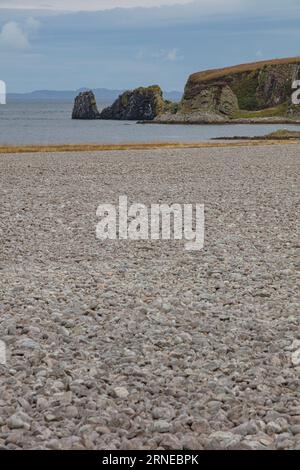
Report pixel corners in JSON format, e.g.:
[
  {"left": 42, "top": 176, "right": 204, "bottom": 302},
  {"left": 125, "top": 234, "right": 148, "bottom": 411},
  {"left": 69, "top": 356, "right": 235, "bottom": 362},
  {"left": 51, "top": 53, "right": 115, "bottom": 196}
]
[
  {"left": 155, "top": 57, "right": 300, "bottom": 123},
  {"left": 72, "top": 91, "right": 100, "bottom": 119},
  {"left": 100, "top": 85, "right": 165, "bottom": 120},
  {"left": 156, "top": 84, "right": 239, "bottom": 123},
  {"left": 181, "top": 83, "right": 239, "bottom": 117},
  {"left": 72, "top": 58, "right": 300, "bottom": 123},
  {"left": 72, "top": 86, "right": 166, "bottom": 121}
]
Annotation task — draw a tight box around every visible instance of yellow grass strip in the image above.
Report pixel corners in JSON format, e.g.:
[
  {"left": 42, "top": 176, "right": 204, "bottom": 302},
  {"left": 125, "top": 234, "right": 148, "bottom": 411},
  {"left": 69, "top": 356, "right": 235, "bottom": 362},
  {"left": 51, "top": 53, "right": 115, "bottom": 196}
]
[
  {"left": 0, "top": 140, "right": 299, "bottom": 155},
  {"left": 190, "top": 56, "right": 300, "bottom": 83}
]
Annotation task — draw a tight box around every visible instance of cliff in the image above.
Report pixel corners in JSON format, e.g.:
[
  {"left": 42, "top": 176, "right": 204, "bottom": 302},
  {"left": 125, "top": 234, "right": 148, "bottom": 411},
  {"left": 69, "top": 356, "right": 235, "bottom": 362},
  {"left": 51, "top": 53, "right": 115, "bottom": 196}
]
[
  {"left": 72, "top": 58, "right": 300, "bottom": 123},
  {"left": 155, "top": 57, "right": 300, "bottom": 123}
]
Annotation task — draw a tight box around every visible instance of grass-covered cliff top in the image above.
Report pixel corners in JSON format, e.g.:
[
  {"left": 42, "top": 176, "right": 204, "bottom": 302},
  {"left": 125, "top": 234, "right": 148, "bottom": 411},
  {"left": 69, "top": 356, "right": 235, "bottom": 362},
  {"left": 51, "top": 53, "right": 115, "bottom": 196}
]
[
  {"left": 189, "top": 57, "right": 300, "bottom": 83},
  {"left": 134, "top": 85, "right": 162, "bottom": 94}
]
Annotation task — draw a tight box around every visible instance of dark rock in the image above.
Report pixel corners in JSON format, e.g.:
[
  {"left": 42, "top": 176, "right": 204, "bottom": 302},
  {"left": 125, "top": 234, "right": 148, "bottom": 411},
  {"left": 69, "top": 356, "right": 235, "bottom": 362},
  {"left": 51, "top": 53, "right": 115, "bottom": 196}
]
[
  {"left": 72, "top": 91, "right": 100, "bottom": 119},
  {"left": 100, "top": 85, "right": 165, "bottom": 120}
]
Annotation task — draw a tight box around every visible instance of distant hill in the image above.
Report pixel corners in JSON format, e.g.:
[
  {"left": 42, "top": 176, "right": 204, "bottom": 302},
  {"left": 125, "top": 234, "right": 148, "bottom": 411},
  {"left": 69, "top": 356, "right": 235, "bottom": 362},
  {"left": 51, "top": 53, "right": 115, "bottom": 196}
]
[{"left": 8, "top": 88, "right": 182, "bottom": 104}]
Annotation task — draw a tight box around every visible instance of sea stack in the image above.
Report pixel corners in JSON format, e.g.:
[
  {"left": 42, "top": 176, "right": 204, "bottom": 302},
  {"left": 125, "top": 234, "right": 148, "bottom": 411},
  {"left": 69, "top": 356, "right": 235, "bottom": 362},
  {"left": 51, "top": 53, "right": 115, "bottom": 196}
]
[
  {"left": 72, "top": 90, "right": 100, "bottom": 119},
  {"left": 72, "top": 85, "right": 166, "bottom": 121},
  {"left": 99, "top": 85, "right": 165, "bottom": 120}
]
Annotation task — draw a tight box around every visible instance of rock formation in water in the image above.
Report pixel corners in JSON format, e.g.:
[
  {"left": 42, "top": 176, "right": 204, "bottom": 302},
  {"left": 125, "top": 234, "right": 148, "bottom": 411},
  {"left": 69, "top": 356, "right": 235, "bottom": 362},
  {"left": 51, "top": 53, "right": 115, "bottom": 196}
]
[
  {"left": 72, "top": 90, "right": 100, "bottom": 119},
  {"left": 155, "top": 57, "right": 300, "bottom": 123},
  {"left": 99, "top": 85, "right": 165, "bottom": 120},
  {"left": 72, "top": 85, "right": 166, "bottom": 120},
  {"left": 72, "top": 58, "right": 300, "bottom": 123}
]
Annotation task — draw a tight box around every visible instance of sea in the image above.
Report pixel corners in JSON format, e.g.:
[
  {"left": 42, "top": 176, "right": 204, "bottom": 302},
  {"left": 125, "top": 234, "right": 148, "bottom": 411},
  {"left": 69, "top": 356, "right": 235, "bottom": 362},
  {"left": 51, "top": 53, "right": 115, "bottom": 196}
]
[{"left": 1, "top": 101, "right": 300, "bottom": 146}]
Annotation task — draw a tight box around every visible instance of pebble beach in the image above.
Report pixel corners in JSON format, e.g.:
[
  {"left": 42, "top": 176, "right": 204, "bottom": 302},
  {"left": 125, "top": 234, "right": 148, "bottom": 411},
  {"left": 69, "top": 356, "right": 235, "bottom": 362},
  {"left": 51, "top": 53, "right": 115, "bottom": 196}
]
[{"left": 0, "top": 143, "right": 299, "bottom": 450}]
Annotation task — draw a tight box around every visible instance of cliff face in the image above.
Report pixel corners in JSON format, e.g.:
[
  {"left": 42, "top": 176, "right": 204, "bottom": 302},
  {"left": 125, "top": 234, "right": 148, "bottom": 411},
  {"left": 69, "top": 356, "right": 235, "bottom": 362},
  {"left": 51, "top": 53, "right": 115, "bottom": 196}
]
[
  {"left": 72, "top": 58, "right": 300, "bottom": 123},
  {"left": 100, "top": 85, "right": 165, "bottom": 120},
  {"left": 156, "top": 57, "right": 300, "bottom": 123}
]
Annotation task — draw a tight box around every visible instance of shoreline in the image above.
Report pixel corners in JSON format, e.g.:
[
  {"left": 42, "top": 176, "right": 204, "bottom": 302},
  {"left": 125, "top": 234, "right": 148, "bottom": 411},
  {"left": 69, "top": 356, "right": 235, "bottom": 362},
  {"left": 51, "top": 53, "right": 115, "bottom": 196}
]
[
  {"left": 1, "top": 139, "right": 300, "bottom": 154},
  {"left": 139, "top": 119, "right": 300, "bottom": 125}
]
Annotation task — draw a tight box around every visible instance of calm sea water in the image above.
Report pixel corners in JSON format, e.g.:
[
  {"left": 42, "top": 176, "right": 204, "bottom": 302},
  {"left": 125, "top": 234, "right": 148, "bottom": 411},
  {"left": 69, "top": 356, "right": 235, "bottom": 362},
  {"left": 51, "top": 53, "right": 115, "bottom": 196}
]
[{"left": 1, "top": 101, "right": 299, "bottom": 145}]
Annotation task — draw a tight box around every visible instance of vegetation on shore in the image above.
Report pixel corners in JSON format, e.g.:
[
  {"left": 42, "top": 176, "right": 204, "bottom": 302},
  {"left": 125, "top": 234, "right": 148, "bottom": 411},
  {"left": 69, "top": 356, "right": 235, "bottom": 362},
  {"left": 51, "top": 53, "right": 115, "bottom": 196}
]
[
  {"left": 0, "top": 138, "right": 299, "bottom": 155},
  {"left": 213, "top": 129, "right": 300, "bottom": 141},
  {"left": 232, "top": 103, "right": 289, "bottom": 119},
  {"left": 263, "top": 129, "right": 300, "bottom": 139}
]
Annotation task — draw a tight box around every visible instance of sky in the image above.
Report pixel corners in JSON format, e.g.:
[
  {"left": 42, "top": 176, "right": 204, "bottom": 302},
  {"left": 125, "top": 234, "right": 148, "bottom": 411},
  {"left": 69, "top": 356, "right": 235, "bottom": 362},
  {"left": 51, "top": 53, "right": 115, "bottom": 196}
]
[
  {"left": 0, "top": 1, "right": 216, "bottom": 10},
  {"left": 0, "top": 0, "right": 300, "bottom": 92}
]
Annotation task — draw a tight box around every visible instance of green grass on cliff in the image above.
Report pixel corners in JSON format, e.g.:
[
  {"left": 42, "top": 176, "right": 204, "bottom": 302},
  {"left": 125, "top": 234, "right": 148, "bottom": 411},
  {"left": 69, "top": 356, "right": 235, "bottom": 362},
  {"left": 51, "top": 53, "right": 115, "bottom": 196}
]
[
  {"left": 135, "top": 85, "right": 162, "bottom": 94},
  {"left": 232, "top": 102, "right": 289, "bottom": 119},
  {"left": 231, "top": 71, "right": 260, "bottom": 110},
  {"left": 181, "top": 57, "right": 300, "bottom": 117}
]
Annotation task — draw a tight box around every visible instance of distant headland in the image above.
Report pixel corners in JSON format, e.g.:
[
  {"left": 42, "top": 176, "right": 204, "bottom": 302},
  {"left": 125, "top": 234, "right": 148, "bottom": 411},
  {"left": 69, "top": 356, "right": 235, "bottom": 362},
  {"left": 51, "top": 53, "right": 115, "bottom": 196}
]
[{"left": 72, "top": 57, "right": 300, "bottom": 124}]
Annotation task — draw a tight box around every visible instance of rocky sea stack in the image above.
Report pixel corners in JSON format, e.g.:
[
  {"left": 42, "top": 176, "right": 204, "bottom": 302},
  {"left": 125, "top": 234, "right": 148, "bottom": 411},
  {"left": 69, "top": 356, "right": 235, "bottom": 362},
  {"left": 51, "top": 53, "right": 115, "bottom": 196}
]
[
  {"left": 100, "top": 85, "right": 165, "bottom": 120},
  {"left": 72, "top": 57, "right": 300, "bottom": 123},
  {"left": 72, "top": 85, "right": 166, "bottom": 120},
  {"left": 72, "top": 90, "right": 100, "bottom": 119}
]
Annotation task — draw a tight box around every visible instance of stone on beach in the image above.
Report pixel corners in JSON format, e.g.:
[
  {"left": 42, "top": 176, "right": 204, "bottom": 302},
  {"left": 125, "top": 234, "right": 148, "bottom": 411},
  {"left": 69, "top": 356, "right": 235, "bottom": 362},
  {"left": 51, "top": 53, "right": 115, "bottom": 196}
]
[{"left": 0, "top": 144, "right": 299, "bottom": 450}]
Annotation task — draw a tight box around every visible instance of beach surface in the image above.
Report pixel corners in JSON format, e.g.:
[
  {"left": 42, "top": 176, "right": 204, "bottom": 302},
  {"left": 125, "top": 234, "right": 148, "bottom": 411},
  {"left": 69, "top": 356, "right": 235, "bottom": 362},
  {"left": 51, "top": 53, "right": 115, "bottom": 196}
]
[{"left": 0, "top": 144, "right": 299, "bottom": 450}]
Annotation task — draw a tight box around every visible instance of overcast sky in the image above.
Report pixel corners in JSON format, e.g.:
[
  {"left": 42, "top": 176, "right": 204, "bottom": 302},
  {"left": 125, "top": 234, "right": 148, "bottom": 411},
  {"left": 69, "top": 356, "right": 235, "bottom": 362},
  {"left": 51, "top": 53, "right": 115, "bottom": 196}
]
[
  {"left": 0, "top": 0, "right": 222, "bottom": 10},
  {"left": 0, "top": 0, "right": 299, "bottom": 92}
]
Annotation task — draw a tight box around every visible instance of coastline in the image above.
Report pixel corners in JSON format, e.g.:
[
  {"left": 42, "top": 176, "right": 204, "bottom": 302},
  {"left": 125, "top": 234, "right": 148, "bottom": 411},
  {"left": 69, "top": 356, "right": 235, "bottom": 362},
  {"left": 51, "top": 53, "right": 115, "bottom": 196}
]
[
  {"left": 1, "top": 139, "right": 300, "bottom": 154},
  {"left": 139, "top": 118, "right": 300, "bottom": 125}
]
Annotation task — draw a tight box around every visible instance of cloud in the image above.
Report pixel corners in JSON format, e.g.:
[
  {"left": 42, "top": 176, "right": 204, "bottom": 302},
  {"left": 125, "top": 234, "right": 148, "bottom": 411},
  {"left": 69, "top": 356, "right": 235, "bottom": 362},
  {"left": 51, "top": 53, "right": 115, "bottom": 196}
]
[
  {"left": 0, "top": 17, "right": 41, "bottom": 51},
  {"left": 0, "top": 21, "right": 30, "bottom": 50},
  {"left": 1, "top": 0, "right": 300, "bottom": 92},
  {"left": 150, "top": 48, "right": 184, "bottom": 61},
  {"left": 25, "top": 17, "right": 41, "bottom": 33},
  {"left": 166, "top": 48, "right": 183, "bottom": 61},
  {"left": 0, "top": 0, "right": 299, "bottom": 18},
  {"left": 0, "top": 0, "right": 193, "bottom": 11}
]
